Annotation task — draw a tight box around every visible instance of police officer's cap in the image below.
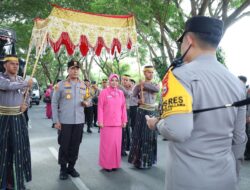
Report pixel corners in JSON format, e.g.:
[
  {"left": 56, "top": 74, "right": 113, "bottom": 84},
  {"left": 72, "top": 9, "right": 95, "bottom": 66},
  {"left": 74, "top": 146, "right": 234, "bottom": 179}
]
[
  {"left": 238, "top": 75, "right": 247, "bottom": 83},
  {"left": 177, "top": 16, "right": 224, "bottom": 45},
  {"left": 67, "top": 60, "right": 80, "bottom": 68},
  {"left": 130, "top": 79, "right": 136, "bottom": 84}
]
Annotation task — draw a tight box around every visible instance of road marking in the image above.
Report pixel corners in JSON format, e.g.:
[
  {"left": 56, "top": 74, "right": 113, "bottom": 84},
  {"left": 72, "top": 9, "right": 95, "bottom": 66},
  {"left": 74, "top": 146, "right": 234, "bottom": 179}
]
[
  {"left": 48, "top": 147, "right": 90, "bottom": 190},
  {"left": 30, "top": 136, "right": 57, "bottom": 144}
]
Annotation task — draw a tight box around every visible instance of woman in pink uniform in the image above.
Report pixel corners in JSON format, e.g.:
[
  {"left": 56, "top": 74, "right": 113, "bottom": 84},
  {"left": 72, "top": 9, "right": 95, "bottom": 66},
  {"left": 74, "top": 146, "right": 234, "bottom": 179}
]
[
  {"left": 98, "top": 74, "right": 127, "bottom": 172},
  {"left": 45, "top": 84, "right": 53, "bottom": 119}
]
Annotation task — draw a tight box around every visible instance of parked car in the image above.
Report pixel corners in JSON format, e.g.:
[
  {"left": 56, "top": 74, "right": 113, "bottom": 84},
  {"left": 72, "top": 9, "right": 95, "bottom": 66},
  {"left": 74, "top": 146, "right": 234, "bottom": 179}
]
[{"left": 26, "top": 76, "right": 41, "bottom": 105}]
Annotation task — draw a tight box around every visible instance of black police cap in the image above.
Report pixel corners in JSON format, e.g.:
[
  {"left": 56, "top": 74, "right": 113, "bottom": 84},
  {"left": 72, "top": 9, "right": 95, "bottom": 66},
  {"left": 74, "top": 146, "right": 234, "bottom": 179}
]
[
  {"left": 67, "top": 60, "right": 80, "bottom": 68},
  {"left": 238, "top": 75, "right": 247, "bottom": 83},
  {"left": 177, "top": 16, "right": 224, "bottom": 45}
]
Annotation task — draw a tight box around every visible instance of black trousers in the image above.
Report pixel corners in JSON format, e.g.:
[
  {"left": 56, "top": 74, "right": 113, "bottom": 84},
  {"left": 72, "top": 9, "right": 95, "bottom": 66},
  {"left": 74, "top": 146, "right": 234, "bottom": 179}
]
[
  {"left": 129, "top": 106, "right": 138, "bottom": 132},
  {"left": 84, "top": 106, "right": 93, "bottom": 129},
  {"left": 122, "top": 109, "right": 130, "bottom": 153},
  {"left": 58, "top": 124, "right": 84, "bottom": 168},
  {"left": 245, "top": 124, "right": 250, "bottom": 157},
  {"left": 93, "top": 104, "right": 98, "bottom": 125}
]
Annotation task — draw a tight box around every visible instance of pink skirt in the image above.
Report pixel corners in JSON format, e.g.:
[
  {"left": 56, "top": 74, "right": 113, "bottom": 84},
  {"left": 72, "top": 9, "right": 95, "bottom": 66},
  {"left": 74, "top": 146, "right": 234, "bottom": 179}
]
[
  {"left": 46, "top": 103, "right": 52, "bottom": 119},
  {"left": 99, "top": 126, "right": 122, "bottom": 169}
]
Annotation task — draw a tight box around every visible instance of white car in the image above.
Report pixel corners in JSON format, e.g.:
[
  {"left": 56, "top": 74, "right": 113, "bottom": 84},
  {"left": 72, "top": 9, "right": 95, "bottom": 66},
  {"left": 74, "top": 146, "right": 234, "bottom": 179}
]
[{"left": 25, "top": 76, "right": 41, "bottom": 105}]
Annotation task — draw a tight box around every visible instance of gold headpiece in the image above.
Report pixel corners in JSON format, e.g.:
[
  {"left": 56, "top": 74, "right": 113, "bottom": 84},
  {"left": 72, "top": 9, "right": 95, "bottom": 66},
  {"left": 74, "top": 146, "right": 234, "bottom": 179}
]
[
  {"left": 3, "top": 56, "right": 19, "bottom": 62},
  {"left": 143, "top": 68, "right": 154, "bottom": 72}
]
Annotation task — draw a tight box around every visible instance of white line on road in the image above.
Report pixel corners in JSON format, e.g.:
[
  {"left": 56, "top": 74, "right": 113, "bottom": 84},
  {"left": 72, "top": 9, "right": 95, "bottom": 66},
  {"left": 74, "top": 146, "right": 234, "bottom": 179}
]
[{"left": 48, "top": 146, "right": 90, "bottom": 190}]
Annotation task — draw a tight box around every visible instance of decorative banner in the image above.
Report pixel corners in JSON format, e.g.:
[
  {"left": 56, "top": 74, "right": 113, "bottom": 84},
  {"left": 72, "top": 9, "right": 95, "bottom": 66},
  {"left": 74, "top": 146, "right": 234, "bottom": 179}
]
[
  {"left": 161, "top": 68, "right": 193, "bottom": 119},
  {"left": 30, "top": 4, "right": 137, "bottom": 57}
]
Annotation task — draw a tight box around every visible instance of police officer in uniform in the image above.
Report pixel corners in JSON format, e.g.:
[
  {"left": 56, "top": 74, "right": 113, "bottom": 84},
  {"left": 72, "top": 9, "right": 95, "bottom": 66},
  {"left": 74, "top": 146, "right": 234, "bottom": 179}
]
[
  {"left": 52, "top": 60, "right": 89, "bottom": 180},
  {"left": 119, "top": 74, "right": 133, "bottom": 155},
  {"left": 147, "top": 16, "right": 247, "bottom": 190},
  {"left": 91, "top": 81, "right": 100, "bottom": 128},
  {"left": 238, "top": 75, "right": 250, "bottom": 160},
  {"left": 84, "top": 79, "right": 94, "bottom": 133},
  {"left": 101, "top": 78, "right": 108, "bottom": 90}
]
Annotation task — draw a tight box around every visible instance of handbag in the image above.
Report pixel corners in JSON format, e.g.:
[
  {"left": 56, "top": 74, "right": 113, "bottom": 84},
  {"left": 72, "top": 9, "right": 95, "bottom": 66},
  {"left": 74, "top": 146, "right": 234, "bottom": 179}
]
[{"left": 43, "top": 96, "right": 51, "bottom": 103}]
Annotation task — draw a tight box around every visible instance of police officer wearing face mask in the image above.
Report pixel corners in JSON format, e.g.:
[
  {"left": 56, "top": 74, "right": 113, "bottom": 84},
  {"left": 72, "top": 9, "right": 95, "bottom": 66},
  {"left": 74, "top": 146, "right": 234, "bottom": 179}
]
[{"left": 147, "top": 16, "right": 247, "bottom": 190}]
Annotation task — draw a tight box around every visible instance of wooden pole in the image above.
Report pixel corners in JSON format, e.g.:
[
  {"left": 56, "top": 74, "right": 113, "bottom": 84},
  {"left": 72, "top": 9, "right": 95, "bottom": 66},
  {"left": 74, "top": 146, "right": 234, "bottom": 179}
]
[
  {"left": 136, "top": 45, "right": 144, "bottom": 104},
  {"left": 23, "top": 45, "right": 32, "bottom": 79},
  {"left": 23, "top": 31, "right": 48, "bottom": 106},
  {"left": 135, "top": 45, "right": 142, "bottom": 79}
]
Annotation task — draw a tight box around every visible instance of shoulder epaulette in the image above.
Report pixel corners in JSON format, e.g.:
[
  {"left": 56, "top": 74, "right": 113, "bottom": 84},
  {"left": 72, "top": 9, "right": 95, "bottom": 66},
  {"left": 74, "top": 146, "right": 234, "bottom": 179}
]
[{"left": 54, "top": 84, "right": 59, "bottom": 91}]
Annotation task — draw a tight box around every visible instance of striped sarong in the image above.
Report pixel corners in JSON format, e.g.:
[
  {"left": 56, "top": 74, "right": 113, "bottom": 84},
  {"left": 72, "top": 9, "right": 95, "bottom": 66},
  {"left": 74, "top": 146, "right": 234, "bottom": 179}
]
[
  {"left": 0, "top": 114, "right": 32, "bottom": 190},
  {"left": 128, "top": 107, "right": 158, "bottom": 168}
]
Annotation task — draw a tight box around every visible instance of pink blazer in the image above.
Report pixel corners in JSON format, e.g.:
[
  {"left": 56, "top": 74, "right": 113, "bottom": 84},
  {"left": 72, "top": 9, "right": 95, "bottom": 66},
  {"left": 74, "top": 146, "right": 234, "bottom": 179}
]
[{"left": 98, "top": 87, "right": 127, "bottom": 127}]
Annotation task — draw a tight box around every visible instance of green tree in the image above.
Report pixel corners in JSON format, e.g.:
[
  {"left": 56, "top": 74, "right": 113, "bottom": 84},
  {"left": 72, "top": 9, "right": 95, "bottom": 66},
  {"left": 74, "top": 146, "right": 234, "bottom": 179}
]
[
  {"left": 1, "top": 0, "right": 250, "bottom": 81},
  {"left": 89, "top": 0, "right": 250, "bottom": 78},
  {"left": 94, "top": 51, "right": 130, "bottom": 77}
]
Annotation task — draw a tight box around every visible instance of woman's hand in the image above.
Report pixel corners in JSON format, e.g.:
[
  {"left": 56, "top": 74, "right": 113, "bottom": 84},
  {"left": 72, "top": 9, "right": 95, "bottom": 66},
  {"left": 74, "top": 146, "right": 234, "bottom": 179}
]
[
  {"left": 99, "top": 123, "right": 104, "bottom": 128},
  {"left": 122, "top": 123, "right": 127, "bottom": 128}
]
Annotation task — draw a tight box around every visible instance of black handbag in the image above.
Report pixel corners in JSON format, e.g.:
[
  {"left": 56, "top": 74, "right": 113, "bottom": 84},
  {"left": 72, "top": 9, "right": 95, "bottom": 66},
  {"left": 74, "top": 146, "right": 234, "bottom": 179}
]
[{"left": 43, "top": 96, "right": 51, "bottom": 103}]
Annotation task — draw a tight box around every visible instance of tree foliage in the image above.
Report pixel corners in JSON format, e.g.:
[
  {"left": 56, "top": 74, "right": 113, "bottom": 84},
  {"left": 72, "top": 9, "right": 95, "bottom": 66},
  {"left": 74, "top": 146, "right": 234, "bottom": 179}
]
[{"left": 1, "top": 0, "right": 250, "bottom": 83}]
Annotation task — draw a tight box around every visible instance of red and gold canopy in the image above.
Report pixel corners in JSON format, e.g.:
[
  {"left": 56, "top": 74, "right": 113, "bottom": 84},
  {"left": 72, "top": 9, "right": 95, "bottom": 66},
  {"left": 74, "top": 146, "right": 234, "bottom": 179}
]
[{"left": 31, "top": 4, "right": 137, "bottom": 56}]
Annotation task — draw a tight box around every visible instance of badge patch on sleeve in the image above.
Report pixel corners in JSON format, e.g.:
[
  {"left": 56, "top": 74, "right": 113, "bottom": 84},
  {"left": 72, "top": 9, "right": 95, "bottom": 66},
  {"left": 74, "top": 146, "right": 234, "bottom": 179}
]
[{"left": 161, "top": 68, "right": 192, "bottom": 119}]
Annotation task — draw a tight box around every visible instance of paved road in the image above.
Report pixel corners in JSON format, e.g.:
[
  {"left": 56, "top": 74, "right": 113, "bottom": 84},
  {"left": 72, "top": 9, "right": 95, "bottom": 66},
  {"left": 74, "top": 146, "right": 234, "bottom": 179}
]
[{"left": 26, "top": 104, "right": 250, "bottom": 190}]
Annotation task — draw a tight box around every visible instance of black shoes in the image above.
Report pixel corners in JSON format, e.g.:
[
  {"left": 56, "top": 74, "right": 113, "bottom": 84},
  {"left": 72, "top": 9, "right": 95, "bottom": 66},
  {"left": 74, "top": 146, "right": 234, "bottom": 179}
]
[
  {"left": 121, "top": 152, "right": 127, "bottom": 156},
  {"left": 67, "top": 168, "right": 80, "bottom": 177},
  {"left": 59, "top": 170, "right": 68, "bottom": 180},
  {"left": 60, "top": 168, "right": 80, "bottom": 179},
  {"left": 103, "top": 168, "right": 118, "bottom": 172},
  {"left": 87, "top": 128, "right": 92, "bottom": 133},
  {"left": 104, "top": 169, "right": 112, "bottom": 172},
  {"left": 6, "top": 185, "right": 29, "bottom": 190},
  {"left": 245, "top": 156, "right": 250, "bottom": 161}
]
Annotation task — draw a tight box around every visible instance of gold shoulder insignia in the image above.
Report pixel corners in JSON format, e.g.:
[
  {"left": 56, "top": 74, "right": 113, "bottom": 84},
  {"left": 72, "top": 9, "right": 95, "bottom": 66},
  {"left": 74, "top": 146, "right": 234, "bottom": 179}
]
[{"left": 54, "top": 84, "right": 59, "bottom": 91}]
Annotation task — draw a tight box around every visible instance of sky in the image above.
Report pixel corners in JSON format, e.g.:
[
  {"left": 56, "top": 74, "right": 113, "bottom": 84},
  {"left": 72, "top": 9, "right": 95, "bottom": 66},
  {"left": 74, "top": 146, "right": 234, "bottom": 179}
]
[{"left": 220, "top": 16, "right": 250, "bottom": 83}]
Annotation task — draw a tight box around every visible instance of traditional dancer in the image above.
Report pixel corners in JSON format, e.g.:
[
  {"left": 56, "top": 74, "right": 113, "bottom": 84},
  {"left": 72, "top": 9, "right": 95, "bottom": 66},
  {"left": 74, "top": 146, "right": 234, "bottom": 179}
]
[
  {"left": 0, "top": 55, "right": 33, "bottom": 190},
  {"left": 128, "top": 66, "right": 159, "bottom": 168}
]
